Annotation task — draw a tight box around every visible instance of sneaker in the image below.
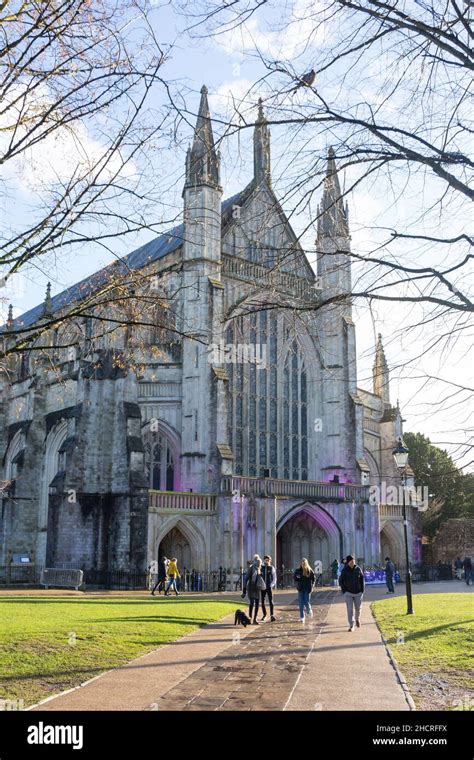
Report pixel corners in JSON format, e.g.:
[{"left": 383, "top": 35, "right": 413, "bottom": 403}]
[
  {"left": 261, "top": 615, "right": 267, "bottom": 622},
  {"left": 270, "top": 615, "right": 276, "bottom": 622},
  {"left": 308, "top": 609, "right": 314, "bottom": 619},
  {"left": 151, "top": 591, "right": 155, "bottom": 596},
  {"left": 348, "top": 626, "right": 354, "bottom": 632},
  {"left": 253, "top": 620, "right": 259, "bottom": 625},
  {"left": 356, "top": 620, "right": 360, "bottom": 628},
  {"left": 300, "top": 618, "right": 305, "bottom": 623}
]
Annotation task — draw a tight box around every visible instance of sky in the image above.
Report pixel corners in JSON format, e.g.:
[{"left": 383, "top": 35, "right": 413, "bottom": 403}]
[{"left": 1, "top": 0, "right": 472, "bottom": 471}]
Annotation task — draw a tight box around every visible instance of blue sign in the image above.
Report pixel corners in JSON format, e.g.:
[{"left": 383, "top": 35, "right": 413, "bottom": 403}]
[{"left": 364, "top": 569, "right": 400, "bottom": 584}]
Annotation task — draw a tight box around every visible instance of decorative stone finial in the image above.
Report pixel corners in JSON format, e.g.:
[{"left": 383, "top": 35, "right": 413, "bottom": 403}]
[{"left": 42, "top": 282, "right": 53, "bottom": 318}]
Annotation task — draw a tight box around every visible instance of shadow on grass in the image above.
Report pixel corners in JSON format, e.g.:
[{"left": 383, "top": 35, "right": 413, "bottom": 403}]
[
  {"left": 381, "top": 619, "right": 474, "bottom": 643},
  {"left": 85, "top": 616, "right": 213, "bottom": 624}
]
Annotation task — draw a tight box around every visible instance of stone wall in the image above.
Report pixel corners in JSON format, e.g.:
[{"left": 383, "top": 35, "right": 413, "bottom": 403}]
[{"left": 424, "top": 518, "right": 474, "bottom": 563}]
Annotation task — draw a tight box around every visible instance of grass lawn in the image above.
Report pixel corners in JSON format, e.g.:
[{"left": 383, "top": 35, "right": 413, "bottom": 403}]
[
  {"left": 0, "top": 594, "right": 241, "bottom": 707},
  {"left": 372, "top": 593, "right": 474, "bottom": 710}
]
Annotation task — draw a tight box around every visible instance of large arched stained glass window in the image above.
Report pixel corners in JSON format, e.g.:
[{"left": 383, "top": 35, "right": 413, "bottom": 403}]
[
  {"left": 283, "top": 341, "right": 308, "bottom": 480},
  {"left": 226, "top": 313, "right": 309, "bottom": 480},
  {"left": 144, "top": 432, "right": 175, "bottom": 491}
]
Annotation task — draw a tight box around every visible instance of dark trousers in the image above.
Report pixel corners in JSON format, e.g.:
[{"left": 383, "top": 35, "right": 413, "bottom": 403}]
[
  {"left": 248, "top": 597, "right": 259, "bottom": 620},
  {"left": 260, "top": 588, "right": 274, "bottom": 616},
  {"left": 152, "top": 578, "right": 166, "bottom": 593},
  {"left": 386, "top": 575, "right": 395, "bottom": 593}
]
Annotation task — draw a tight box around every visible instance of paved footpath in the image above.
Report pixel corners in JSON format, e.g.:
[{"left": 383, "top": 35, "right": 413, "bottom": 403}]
[{"left": 32, "top": 586, "right": 412, "bottom": 712}]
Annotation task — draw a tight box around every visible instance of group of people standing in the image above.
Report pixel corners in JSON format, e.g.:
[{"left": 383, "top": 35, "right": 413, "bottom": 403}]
[{"left": 242, "top": 554, "right": 277, "bottom": 624}]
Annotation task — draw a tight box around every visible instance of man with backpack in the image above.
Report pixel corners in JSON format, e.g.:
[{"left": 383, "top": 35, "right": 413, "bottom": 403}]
[
  {"left": 339, "top": 555, "right": 365, "bottom": 631},
  {"left": 242, "top": 557, "right": 265, "bottom": 624}
]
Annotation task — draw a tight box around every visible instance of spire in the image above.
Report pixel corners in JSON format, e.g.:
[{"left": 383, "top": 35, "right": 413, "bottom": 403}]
[
  {"left": 184, "top": 85, "right": 220, "bottom": 189},
  {"left": 373, "top": 333, "right": 390, "bottom": 406},
  {"left": 253, "top": 98, "right": 271, "bottom": 186},
  {"left": 317, "top": 147, "right": 349, "bottom": 238},
  {"left": 42, "top": 282, "right": 53, "bottom": 318},
  {"left": 6, "top": 303, "right": 13, "bottom": 329}
]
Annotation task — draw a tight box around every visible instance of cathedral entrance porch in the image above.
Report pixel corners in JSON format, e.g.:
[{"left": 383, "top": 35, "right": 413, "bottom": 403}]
[{"left": 276, "top": 504, "right": 343, "bottom": 583}]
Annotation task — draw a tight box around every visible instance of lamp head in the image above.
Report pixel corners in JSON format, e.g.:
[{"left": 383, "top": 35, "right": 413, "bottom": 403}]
[{"left": 392, "top": 437, "right": 409, "bottom": 470}]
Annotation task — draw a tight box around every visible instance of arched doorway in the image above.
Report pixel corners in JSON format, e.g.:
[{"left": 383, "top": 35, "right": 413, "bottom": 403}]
[
  {"left": 158, "top": 526, "right": 192, "bottom": 570},
  {"left": 380, "top": 522, "right": 403, "bottom": 567},
  {"left": 277, "top": 507, "right": 338, "bottom": 578}
]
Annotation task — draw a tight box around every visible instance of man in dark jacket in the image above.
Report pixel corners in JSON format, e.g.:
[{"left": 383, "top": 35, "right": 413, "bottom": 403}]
[
  {"left": 384, "top": 556, "right": 396, "bottom": 594},
  {"left": 151, "top": 556, "right": 168, "bottom": 596},
  {"left": 339, "top": 555, "right": 365, "bottom": 631},
  {"left": 260, "top": 555, "right": 277, "bottom": 622}
]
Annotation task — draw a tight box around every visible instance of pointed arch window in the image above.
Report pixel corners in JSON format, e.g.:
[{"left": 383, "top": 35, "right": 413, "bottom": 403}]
[
  {"left": 144, "top": 433, "right": 175, "bottom": 491},
  {"left": 227, "top": 314, "right": 309, "bottom": 479},
  {"left": 283, "top": 341, "right": 308, "bottom": 480}
]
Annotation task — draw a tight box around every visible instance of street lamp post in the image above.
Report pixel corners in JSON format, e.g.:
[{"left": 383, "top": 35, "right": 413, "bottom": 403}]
[{"left": 392, "top": 437, "right": 414, "bottom": 615}]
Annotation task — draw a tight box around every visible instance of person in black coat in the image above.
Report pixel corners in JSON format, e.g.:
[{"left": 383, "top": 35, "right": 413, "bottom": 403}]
[
  {"left": 384, "top": 557, "right": 396, "bottom": 594},
  {"left": 151, "top": 556, "right": 168, "bottom": 595},
  {"left": 339, "top": 555, "right": 365, "bottom": 631},
  {"left": 242, "top": 558, "right": 264, "bottom": 624}
]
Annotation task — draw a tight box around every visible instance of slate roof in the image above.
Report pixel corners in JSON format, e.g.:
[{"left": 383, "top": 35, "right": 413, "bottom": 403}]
[{"left": 7, "top": 192, "right": 248, "bottom": 331}]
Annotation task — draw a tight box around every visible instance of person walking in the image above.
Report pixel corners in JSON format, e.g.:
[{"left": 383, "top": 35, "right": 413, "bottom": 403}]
[
  {"left": 384, "top": 556, "right": 396, "bottom": 594},
  {"left": 294, "top": 558, "right": 315, "bottom": 623},
  {"left": 339, "top": 555, "right": 365, "bottom": 631},
  {"left": 454, "top": 556, "right": 463, "bottom": 581},
  {"left": 242, "top": 558, "right": 265, "bottom": 624},
  {"left": 260, "top": 555, "right": 276, "bottom": 622},
  {"left": 463, "top": 556, "right": 472, "bottom": 585},
  {"left": 164, "top": 557, "right": 180, "bottom": 596},
  {"left": 151, "top": 556, "right": 169, "bottom": 596},
  {"left": 331, "top": 558, "right": 339, "bottom": 587}
]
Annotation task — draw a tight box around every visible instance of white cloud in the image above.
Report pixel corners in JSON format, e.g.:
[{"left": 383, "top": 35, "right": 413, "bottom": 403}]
[
  {"left": 0, "top": 83, "right": 135, "bottom": 196},
  {"left": 215, "top": 0, "right": 329, "bottom": 62}
]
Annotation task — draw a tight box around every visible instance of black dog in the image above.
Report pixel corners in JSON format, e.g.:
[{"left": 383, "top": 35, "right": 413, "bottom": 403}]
[{"left": 234, "top": 609, "right": 251, "bottom": 627}]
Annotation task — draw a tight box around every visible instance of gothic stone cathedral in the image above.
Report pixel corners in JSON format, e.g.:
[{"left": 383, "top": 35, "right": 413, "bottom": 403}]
[{"left": 0, "top": 88, "right": 418, "bottom": 578}]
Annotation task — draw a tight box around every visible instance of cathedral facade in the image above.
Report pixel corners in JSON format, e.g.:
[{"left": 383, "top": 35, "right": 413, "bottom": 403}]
[{"left": 0, "top": 87, "right": 418, "bottom": 579}]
